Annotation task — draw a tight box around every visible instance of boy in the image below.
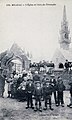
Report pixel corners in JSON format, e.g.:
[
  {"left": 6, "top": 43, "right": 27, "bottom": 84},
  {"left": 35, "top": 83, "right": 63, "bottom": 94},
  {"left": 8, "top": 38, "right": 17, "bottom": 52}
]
[
  {"left": 56, "top": 77, "right": 65, "bottom": 107},
  {"left": 43, "top": 79, "right": 54, "bottom": 110},
  {"left": 34, "top": 81, "right": 42, "bottom": 112},
  {"left": 25, "top": 79, "right": 34, "bottom": 109}
]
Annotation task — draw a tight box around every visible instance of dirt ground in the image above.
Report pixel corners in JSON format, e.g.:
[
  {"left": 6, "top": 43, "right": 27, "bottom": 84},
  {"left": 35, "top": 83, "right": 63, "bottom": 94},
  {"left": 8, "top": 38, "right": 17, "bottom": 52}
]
[{"left": 0, "top": 91, "right": 72, "bottom": 120}]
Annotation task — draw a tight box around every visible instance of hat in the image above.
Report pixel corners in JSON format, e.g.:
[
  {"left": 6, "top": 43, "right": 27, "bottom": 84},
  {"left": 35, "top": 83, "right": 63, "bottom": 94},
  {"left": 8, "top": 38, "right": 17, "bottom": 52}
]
[
  {"left": 27, "top": 79, "right": 33, "bottom": 81},
  {"left": 35, "top": 71, "right": 38, "bottom": 74},
  {"left": 34, "top": 80, "right": 41, "bottom": 84},
  {"left": 50, "top": 73, "right": 55, "bottom": 77}
]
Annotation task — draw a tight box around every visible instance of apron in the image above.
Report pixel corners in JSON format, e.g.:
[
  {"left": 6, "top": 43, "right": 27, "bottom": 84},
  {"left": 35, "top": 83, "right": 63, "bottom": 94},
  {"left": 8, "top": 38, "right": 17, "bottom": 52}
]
[{"left": 3, "top": 81, "right": 8, "bottom": 98}]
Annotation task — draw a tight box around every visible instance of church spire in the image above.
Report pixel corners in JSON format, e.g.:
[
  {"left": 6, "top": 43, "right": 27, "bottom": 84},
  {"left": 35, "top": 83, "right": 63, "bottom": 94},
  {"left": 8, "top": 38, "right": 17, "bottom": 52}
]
[
  {"left": 63, "top": 5, "right": 66, "bottom": 22},
  {"left": 59, "top": 5, "right": 71, "bottom": 50}
]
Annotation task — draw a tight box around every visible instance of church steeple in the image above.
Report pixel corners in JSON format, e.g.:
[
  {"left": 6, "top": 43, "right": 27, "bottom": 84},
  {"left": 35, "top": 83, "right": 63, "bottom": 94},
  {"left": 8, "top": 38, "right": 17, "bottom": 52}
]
[
  {"left": 59, "top": 5, "right": 71, "bottom": 50},
  {"left": 63, "top": 5, "right": 66, "bottom": 22}
]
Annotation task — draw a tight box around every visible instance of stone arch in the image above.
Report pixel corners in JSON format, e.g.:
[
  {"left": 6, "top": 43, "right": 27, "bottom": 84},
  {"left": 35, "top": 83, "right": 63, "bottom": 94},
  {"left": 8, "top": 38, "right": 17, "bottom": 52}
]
[
  {"left": 6, "top": 55, "right": 23, "bottom": 66},
  {"left": 6, "top": 55, "right": 24, "bottom": 73}
]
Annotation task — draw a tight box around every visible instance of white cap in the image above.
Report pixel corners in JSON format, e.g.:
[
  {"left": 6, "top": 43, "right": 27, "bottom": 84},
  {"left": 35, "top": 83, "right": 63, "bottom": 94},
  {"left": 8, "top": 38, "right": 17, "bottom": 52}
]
[{"left": 35, "top": 71, "right": 38, "bottom": 74}]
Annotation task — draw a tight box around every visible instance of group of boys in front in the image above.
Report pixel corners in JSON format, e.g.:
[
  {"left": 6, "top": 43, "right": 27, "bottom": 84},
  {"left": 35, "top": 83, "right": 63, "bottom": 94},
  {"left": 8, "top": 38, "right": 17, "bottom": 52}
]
[{"left": 25, "top": 71, "right": 66, "bottom": 112}]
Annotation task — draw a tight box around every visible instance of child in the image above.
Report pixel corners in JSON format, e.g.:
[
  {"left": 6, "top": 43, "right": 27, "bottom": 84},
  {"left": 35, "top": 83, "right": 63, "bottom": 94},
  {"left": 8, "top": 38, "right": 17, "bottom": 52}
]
[
  {"left": 43, "top": 79, "right": 54, "bottom": 110},
  {"left": 34, "top": 81, "right": 42, "bottom": 112},
  {"left": 56, "top": 77, "right": 65, "bottom": 107},
  {"left": 25, "top": 79, "right": 34, "bottom": 109}
]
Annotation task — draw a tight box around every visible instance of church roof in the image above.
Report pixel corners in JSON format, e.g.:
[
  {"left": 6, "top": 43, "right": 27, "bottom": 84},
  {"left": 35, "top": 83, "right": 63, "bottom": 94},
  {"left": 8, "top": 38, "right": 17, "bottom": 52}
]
[
  {"left": 10, "top": 43, "right": 31, "bottom": 61},
  {"left": 10, "top": 43, "right": 24, "bottom": 56},
  {"left": 52, "top": 48, "right": 72, "bottom": 65}
]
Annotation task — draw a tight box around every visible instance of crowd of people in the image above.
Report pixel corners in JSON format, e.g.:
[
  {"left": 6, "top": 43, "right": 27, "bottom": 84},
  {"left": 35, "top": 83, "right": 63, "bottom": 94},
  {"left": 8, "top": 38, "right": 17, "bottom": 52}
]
[{"left": 0, "top": 67, "right": 72, "bottom": 112}]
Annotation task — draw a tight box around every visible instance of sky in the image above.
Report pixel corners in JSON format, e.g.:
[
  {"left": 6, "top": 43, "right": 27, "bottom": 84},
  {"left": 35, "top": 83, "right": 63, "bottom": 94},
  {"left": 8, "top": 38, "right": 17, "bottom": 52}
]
[{"left": 0, "top": 0, "right": 72, "bottom": 62}]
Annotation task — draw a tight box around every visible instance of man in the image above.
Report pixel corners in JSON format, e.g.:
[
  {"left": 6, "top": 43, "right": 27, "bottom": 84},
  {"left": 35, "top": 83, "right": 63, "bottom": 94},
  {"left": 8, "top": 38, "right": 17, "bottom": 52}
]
[
  {"left": 0, "top": 76, "right": 5, "bottom": 97},
  {"left": 64, "top": 59, "right": 69, "bottom": 72},
  {"left": 42, "top": 73, "right": 47, "bottom": 101},
  {"left": 25, "top": 79, "right": 34, "bottom": 109},
  {"left": 50, "top": 74, "right": 57, "bottom": 105},
  {"left": 43, "top": 79, "right": 54, "bottom": 110},
  {"left": 34, "top": 81, "right": 42, "bottom": 112},
  {"left": 0, "top": 68, "right": 5, "bottom": 97},
  {"left": 33, "top": 71, "right": 40, "bottom": 83},
  {"left": 42, "top": 73, "right": 47, "bottom": 84},
  {"left": 56, "top": 77, "right": 65, "bottom": 107},
  {"left": 67, "top": 79, "right": 72, "bottom": 108}
]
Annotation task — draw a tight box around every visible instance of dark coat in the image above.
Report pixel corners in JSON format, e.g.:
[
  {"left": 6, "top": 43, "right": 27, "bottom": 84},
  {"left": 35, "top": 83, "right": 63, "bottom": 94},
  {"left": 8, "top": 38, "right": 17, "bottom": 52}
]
[
  {"left": 69, "top": 82, "right": 72, "bottom": 96},
  {"left": 17, "top": 77, "right": 23, "bottom": 88},
  {"left": 56, "top": 82, "right": 65, "bottom": 92},
  {"left": 70, "top": 86, "right": 72, "bottom": 96},
  {"left": 25, "top": 81, "right": 34, "bottom": 94},
  {"left": 0, "top": 75, "right": 5, "bottom": 94},
  {"left": 43, "top": 84, "right": 53, "bottom": 98},
  {"left": 34, "top": 86, "right": 42, "bottom": 97},
  {"left": 65, "top": 62, "right": 69, "bottom": 68},
  {"left": 11, "top": 78, "right": 17, "bottom": 95},
  {"left": 50, "top": 79, "right": 57, "bottom": 92}
]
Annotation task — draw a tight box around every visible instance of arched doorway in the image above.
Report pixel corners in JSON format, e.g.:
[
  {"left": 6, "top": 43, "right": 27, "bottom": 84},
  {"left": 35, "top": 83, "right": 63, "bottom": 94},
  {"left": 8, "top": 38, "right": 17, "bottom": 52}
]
[
  {"left": 6, "top": 56, "right": 23, "bottom": 74},
  {"left": 11, "top": 59, "right": 22, "bottom": 73}
]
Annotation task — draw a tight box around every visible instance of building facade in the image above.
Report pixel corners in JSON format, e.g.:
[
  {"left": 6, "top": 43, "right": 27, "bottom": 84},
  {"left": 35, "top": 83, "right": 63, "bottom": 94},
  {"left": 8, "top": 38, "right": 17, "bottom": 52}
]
[{"left": 0, "top": 43, "right": 31, "bottom": 76}]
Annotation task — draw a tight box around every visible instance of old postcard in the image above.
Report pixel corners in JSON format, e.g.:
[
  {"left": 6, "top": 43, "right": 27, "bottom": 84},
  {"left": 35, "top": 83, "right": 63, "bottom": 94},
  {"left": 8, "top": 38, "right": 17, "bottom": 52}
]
[{"left": 0, "top": 0, "right": 72, "bottom": 120}]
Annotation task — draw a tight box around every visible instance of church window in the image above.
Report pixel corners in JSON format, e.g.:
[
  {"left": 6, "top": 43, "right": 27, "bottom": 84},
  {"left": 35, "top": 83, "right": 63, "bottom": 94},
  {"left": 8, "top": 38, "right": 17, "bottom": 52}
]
[{"left": 65, "top": 33, "right": 68, "bottom": 39}]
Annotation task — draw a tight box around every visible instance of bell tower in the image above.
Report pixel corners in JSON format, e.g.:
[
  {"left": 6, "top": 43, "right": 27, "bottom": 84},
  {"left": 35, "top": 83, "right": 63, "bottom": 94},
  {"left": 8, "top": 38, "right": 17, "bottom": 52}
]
[{"left": 59, "top": 5, "right": 71, "bottom": 50}]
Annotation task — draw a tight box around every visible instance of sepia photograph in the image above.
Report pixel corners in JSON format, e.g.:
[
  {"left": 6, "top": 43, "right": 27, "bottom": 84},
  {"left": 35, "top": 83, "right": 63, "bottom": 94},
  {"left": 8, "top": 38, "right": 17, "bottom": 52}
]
[{"left": 0, "top": 0, "right": 72, "bottom": 120}]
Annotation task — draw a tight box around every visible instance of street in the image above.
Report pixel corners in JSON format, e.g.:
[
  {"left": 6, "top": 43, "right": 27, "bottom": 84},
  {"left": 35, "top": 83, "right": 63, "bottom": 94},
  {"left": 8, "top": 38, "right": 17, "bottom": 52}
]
[{"left": 0, "top": 91, "right": 72, "bottom": 120}]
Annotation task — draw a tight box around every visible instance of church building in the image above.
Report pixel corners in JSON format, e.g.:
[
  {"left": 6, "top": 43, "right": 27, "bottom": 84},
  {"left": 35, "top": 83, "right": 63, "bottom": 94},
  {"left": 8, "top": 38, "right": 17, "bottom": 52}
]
[{"left": 52, "top": 5, "right": 72, "bottom": 68}]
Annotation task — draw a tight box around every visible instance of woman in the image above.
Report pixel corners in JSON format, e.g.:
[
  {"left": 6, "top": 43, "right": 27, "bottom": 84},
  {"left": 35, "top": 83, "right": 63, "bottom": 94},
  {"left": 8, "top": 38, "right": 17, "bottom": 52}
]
[{"left": 3, "top": 77, "right": 8, "bottom": 98}]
